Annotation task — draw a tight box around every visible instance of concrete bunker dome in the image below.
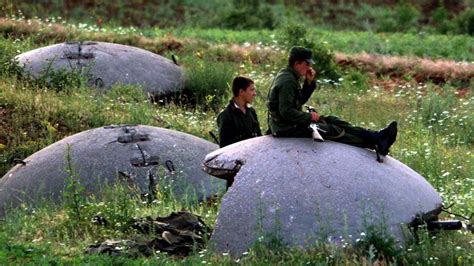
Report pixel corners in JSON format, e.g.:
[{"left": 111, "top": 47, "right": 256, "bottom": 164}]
[
  {"left": 15, "top": 41, "right": 184, "bottom": 96},
  {"left": 0, "top": 125, "right": 225, "bottom": 216},
  {"left": 202, "top": 136, "right": 442, "bottom": 257}
]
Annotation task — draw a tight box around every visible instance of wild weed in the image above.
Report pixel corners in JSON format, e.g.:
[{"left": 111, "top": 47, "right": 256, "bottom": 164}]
[
  {"left": 63, "top": 144, "right": 85, "bottom": 221},
  {"left": 182, "top": 61, "right": 235, "bottom": 111}
]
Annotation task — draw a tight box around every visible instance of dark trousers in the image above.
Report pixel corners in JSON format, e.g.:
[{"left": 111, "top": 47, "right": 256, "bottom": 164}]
[{"left": 273, "top": 115, "right": 376, "bottom": 149}]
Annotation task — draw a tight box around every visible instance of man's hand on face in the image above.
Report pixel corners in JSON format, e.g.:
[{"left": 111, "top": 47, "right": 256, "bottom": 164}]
[
  {"left": 306, "top": 67, "right": 316, "bottom": 84},
  {"left": 310, "top": 111, "right": 320, "bottom": 122}
]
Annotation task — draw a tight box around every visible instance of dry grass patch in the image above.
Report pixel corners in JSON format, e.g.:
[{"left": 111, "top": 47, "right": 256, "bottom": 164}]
[
  {"left": 0, "top": 18, "right": 184, "bottom": 54},
  {"left": 337, "top": 52, "right": 474, "bottom": 84}
]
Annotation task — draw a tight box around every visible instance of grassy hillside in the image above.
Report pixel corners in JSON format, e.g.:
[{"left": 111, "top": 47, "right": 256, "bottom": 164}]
[
  {"left": 2, "top": 0, "right": 473, "bottom": 35},
  {"left": 0, "top": 15, "right": 473, "bottom": 264}
]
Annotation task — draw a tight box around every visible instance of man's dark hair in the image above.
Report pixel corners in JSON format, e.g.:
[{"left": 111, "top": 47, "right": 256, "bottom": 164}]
[
  {"left": 232, "top": 76, "right": 254, "bottom": 97},
  {"left": 288, "top": 57, "right": 305, "bottom": 66}
]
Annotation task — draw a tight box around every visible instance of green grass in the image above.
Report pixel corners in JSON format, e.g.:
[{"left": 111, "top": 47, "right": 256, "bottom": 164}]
[
  {"left": 0, "top": 21, "right": 473, "bottom": 264},
  {"left": 322, "top": 30, "right": 474, "bottom": 61},
  {"left": 2, "top": 17, "right": 473, "bottom": 62},
  {"left": 154, "top": 28, "right": 474, "bottom": 62},
  {"left": 3, "top": 1, "right": 474, "bottom": 35},
  {"left": 1, "top": 74, "right": 472, "bottom": 264}
]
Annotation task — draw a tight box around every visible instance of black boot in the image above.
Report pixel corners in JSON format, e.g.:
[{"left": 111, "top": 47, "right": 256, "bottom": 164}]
[
  {"left": 375, "top": 121, "right": 398, "bottom": 157},
  {"left": 351, "top": 129, "right": 377, "bottom": 150}
]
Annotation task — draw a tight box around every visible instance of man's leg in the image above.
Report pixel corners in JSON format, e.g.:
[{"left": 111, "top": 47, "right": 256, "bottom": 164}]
[
  {"left": 318, "top": 116, "right": 397, "bottom": 154},
  {"left": 273, "top": 124, "right": 313, "bottom": 138},
  {"left": 317, "top": 116, "right": 374, "bottom": 148}
]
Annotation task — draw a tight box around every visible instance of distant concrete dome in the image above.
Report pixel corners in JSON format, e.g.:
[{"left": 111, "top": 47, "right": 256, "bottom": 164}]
[
  {"left": 0, "top": 125, "right": 225, "bottom": 216},
  {"left": 203, "top": 136, "right": 442, "bottom": 257},
  {"left": 15, "top": 41, "right": 184, "bottom": 96}
]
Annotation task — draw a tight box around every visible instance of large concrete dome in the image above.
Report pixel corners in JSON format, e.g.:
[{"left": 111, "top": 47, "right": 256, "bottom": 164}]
[
  {"left": 203, "top": 136, "right": 442, "bottom": 256},
  {"left": 0, "top": 125, "right": 225, "bottom": 216},
  {"left": 15, "top": 41, "right": 184, "bottom": 96}
]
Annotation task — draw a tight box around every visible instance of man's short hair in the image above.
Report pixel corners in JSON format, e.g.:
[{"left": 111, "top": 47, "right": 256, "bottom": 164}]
[
  {"left": 232, "top": 76, "right": 254, "bottom": 97},
  {"left": 289, "top": 57, "right": 307, "bottom": 66}
]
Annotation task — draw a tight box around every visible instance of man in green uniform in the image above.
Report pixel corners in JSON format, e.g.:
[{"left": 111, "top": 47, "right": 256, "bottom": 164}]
[
  {"left": 267, "top": 46, "right": 397, "bottom": 161},
  {"left": 217, "top": 76, "right": 262, "bottom": 148}
]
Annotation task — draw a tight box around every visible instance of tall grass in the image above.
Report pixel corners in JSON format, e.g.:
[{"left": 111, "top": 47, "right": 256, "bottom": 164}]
[
  {"left": 182, "top": 61, "right": 236, "bottom": 111},
  {"left": 1, "top": 69, "right": 473, "bottom": 265}
]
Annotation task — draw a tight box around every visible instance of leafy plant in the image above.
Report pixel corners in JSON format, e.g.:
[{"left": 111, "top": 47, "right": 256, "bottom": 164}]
[
  {"left": 354, "top": 224, "right": 401, "bottom": 261},
  {"left": 182, "top": 61, "right": 235, "bottom": 110},
  {"left": 279, "top": 23, "right": 341, "bottom": 83},
  {"left": 342, "top": 69, "right": 371, "bottom": 93},
  {"left": 455, "top": 8, "right": 474, "bottom": 35},
  {"left": 394, "top": 2, "right": 421, "bottom": 32},
  {"left": 430, "top": 5, "right": 456, "bottom": 34},
  {"left": 0, "top": 37, "right": 23, "bottom": 78},
  {"left": 83, "top": 182, "right": 142, "bottom": 231},
  {"left": 219, "top": 1, "right": 277, "bottom": 30},
  {"left": 36, "top": 65, "right": 90, "bottom": 92},
  {"left": 63, "top": 144, "right": 85, "bottom": 221}
]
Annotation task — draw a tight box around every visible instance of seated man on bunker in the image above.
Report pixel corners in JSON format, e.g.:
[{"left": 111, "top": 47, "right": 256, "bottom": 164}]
[
  {"left": 217, "top": 76, "right": 262, "bottom": 148},
  {"left": 266, "top": 46, "right": 397, "bottom": 162}
]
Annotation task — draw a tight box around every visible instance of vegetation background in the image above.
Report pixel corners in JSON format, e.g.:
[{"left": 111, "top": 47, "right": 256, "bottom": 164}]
[
  {"left": 0, "top": 0, "right": 472, "bottom": 264},
  {"left": 2, "top": 0, "right": 474, "bottom": 35}
]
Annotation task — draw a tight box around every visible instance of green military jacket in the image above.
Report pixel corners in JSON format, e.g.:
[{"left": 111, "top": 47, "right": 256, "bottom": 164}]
[
  {"left": 217, "top": 100, "right": 262, "bottom": 147},
  {"left": 267, "top": 66, "right": 317, "bottom": 133}
]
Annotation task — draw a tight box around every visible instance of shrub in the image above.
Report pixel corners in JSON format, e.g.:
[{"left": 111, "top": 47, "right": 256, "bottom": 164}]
[
  {"left": 376, "top": 10, "right": 399, "bottom": 33},
  {"left": 219, "top": 1, "right": 277, "bottom": 30},
  {"left": 0, "top": 37, "right": 23, "bottom": 78},
  {"left": 430, "top": 6, "right": 454, "bottom": 34},
  {"left": 394, "top": 2, "right": 421, "bottom": 32},
  {"left": 278, "top": 23, "right": 341, "bottom": 83},
  {"left": 370, "top": 3, "right": 421, "bottom": 33},
  {"left": 182, "top": 61, "right": 235, "bottom": 110},
  {"left": 356, "top": 3, "right": 420, "bottom": 33},
  {"left": 37, "top": 68, "right": 89, "bottom": 92},
  {"left": 455, "top": 8, "right": 474, "bottom": 35}
]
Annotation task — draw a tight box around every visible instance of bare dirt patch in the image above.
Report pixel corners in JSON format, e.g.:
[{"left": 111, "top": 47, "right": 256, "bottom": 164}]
[{"left": 0, "top": 106, "right": 13, "bottom": 145}]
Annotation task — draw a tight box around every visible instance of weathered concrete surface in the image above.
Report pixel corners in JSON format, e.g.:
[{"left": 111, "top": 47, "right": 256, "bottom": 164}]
[
  {"left": 0, "top": 125, "right": 225, "bottom": 215},
  {"left": 203, "top": 136, "right": 442, "bottom": 256},
  {"left": 15, "top": 41, "right": 184, "bottom": 96}
]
